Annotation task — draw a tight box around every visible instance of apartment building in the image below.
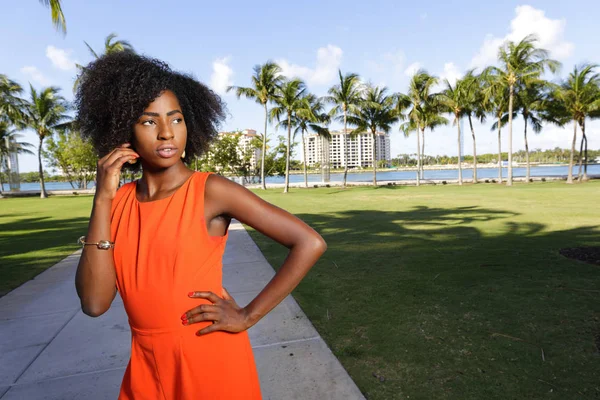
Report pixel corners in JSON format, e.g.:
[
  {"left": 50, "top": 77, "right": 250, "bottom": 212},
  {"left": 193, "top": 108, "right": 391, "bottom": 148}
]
[
  {"left": 217, "top": 129, "right": 262, "bottom": 170},
  {"left": 304, "top": 129, "right": 391, "bottom": 169}
]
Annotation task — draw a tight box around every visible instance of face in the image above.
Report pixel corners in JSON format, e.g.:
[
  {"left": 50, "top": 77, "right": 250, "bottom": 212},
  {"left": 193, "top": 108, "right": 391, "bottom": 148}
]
[{"left": 132, "top": 90, "right": 187, "bottom": 169}]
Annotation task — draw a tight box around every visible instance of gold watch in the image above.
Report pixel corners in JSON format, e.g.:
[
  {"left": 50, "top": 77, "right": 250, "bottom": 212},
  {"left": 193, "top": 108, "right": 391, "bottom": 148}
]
[{"left": 78, "top": 236, "right": 115, "bottom": 250}]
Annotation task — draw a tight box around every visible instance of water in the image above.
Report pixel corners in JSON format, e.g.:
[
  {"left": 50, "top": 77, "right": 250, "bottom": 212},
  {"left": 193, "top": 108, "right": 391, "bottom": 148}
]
[
  {"left": 2, "top": 181, "right": 96, "bottom": 192},
  {"left": 3, "top": 165, "right": 598, "bottom": 191},
  {"left": 262, "top": 164, "right": 600, "bottom": 184}
]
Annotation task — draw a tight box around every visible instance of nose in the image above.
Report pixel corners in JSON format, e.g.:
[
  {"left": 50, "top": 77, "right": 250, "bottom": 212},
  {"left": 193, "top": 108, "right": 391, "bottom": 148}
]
[{"left": 158, "top": 123, "right": 175, "bottom": 140}]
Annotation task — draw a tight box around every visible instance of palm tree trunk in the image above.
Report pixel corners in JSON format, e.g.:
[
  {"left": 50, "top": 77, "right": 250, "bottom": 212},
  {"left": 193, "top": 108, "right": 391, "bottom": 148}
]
[
  {"left": 416, "top": 129, "right": 422, "bottom": 186},
  {"left": 583, "top": 120, "right": 589, "bottom": 180},
  {"left": 456, "top": 115, "right": 463, "bottom": 185},
  {"left": 261, "top": 104, "right": 268, "bottom": 190},
  {"left": 524, "top": 118, "right": 530, "bottom": 183},
  {"left": 497, "top": 116, "right": 502, "bottom": 184},
  {"left": 284, "top": 114, "right": 291, "bottom": 193},
  {"left": 38, "top": 136, "right": 48, "bottom": 198},
  {"left": 507, "top": 84, "right": 514, "bottom": 186},
  {"left": 567, "top": 120, "right": 577, "bottom": 184},
  {"left": 421, "top": 131, "right": 425, "bottom": 179},
  {"left": 577, "top": 129, "right": 584, "bottom": 181},
  {"left": 343, "top": 108, "right": 348, "bottom": 188},
  {"left": 0, "top": 157, "right": 5, "bottom": 194},
  {"left": 468, "top": 115, "right": 477, "bottom": 183},
  {"left": 302, "top": 128, "right": 308, "bottom": 188},
  {"left": 372, "top": 130, "right": 377, "bottom": 187}
]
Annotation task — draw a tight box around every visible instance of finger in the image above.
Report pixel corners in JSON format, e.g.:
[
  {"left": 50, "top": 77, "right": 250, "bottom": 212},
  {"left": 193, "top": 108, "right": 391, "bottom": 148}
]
[
  {"left": 108, "top": 154, "right": 138, "bottom": 172},
  {"left": 104, "top": 148, "right": 139, "bottom": 167},
  {"left": 221, "top": 287, "right": 233, "bottom": 301},
  {"left": 186, "top": 312, "right": 220, "bottom": 325},
  {"left": 196, "top": 323, "right": 221, "bottom": 336},
  {"left": 182, "top": 304, "right": 218, "bottom": 319},
  {"left": 189, "top": 291, "right": 221, "bottom": 304},
  {"left": 98, "top": 143, "right": 131, "bottom": 164}
]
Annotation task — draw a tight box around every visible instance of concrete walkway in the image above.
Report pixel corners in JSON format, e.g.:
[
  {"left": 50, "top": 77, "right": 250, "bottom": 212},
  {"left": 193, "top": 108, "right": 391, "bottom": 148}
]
[{"left": 0, "top": 221, "right": 364, "bottom": 400}]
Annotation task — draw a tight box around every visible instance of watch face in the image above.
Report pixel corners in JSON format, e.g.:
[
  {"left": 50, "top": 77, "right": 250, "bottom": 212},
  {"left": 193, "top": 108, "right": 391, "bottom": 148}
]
[{"left": 97, "top": 240, "right": 112, "bottom": 250}]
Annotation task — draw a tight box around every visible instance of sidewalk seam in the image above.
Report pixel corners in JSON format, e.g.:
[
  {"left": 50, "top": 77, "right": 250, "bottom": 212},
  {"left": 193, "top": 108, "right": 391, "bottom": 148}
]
[
  {"left": 4, "top": 365, "right": 127, "bottom": 389},
  {"left": 10, "top": 308, "right": 80, "bottom": 385},
  {"left": 251, "top": 336, "right": 321, "bottom": 349}
]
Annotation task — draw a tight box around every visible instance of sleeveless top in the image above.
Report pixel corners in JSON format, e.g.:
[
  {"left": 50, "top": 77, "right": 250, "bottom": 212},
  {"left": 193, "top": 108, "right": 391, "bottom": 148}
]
[{"left": 110, "top": 171, "right": 261, "bottom": 399}]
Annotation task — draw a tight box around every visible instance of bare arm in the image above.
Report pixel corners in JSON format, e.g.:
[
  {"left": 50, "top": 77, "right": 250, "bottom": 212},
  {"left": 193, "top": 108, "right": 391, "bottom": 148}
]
[
  {"left": 75, "top": 144, "right": 138, "bottom": 317},
  {"left": 185, "top": 174, "right": 327, "bottom": 334}
]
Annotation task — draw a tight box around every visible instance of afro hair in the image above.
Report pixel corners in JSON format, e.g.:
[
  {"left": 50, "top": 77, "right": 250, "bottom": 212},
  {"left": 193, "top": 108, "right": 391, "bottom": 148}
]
[{"left": 74, "top": 51, "right": 226, "bottom": 166}]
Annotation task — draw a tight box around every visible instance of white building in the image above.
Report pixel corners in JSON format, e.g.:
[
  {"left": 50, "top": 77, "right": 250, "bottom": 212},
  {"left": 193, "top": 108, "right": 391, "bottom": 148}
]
[
  {"left": 218, "top": 129, "right": 262, "bottom": 170},
  {"left": 2, "top": 137, "right": 21, "bottom": 191},
  {"left": 304, "top": 129, "right": 391, "bottom": 169}
]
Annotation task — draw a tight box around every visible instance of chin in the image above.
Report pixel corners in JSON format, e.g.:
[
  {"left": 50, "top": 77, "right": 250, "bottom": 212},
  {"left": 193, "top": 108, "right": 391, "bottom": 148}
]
[{"left": 143, "top": 157, "right": 184, "bottom": 170}]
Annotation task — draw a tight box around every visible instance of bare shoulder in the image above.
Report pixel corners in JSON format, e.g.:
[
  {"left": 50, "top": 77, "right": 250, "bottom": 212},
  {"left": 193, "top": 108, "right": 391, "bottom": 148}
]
[{"left": 204, "top": 173, "right": 325, "bottom": 248}]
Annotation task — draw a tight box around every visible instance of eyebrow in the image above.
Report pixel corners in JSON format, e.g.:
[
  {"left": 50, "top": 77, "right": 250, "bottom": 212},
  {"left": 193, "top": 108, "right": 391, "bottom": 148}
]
[{"left": 141, "top": 109, "right": 183, "bottom": 117}]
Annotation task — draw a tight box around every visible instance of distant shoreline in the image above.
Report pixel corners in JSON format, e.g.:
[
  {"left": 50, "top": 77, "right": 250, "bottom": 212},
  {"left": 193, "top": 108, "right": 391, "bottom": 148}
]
[{"left": 288, "top": 163, "right": 590, "bottom": 175}]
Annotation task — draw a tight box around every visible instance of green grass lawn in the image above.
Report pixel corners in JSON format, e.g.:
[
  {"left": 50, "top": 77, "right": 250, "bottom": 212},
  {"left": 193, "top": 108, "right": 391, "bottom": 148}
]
[
  {"left": 245, "top": 182, "right": 600, "bottom": 400},
  {"left": 0, "top": 195, "right": 93, "bottom": 296},
  {"left": 1, "top": 182, "right": 599, "bottom": 399}
]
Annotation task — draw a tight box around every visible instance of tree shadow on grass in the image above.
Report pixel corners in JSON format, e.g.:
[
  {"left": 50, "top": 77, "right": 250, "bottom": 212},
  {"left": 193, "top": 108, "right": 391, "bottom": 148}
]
[
  {"left": 247, "top": 206, "right": 600, "bottom": 400},
  {"left": 0, "top": 216, "right": 89, "bottom": 296}
]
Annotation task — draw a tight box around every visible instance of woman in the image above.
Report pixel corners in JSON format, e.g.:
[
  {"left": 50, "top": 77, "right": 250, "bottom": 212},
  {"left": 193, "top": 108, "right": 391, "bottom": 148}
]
[{"left": 74, "top": 52, "right": 327, "bottom": 399}]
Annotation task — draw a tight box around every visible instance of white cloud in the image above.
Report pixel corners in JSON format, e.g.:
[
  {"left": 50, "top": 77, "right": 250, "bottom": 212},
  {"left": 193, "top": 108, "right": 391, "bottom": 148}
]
[
  {"left": 366, "top": 50, "right": 405, "bottom": 79},
  {"left": 46, "top": 45, "right": 77, "bottom": 71},
  {"left": 439, "top": 62, "right": 462, "bottom": 86},
  {"left": 277, "top": 45, "right": 342, "bottom": 86},
  {"left": 20, "top": 66, "right": 51, "bottom": 86},
  {"left": 404, "top": 62, "right": 422, "bottom": 77},
  {"left": 210, "top": 56, "right": 234, "bottom": 95},
  {"left": 470, "top": 5, "right": 574, "bottom": 69}
]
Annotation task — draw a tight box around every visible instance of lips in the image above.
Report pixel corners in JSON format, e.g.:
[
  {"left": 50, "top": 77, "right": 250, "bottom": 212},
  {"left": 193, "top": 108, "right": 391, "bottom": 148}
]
[{"left": 156, "top": 145, "right": 178, "bottom": 159}]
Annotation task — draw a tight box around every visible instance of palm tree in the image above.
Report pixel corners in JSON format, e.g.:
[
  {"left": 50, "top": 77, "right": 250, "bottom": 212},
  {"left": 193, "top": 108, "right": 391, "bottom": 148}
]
[
  {"left": 23, "top": 85, "right": 71, "bottom": 198},
  {"left": 486, "top": 34, "right": 560, "bottom": 185},
  {"left": 270, "top": 79, "right": 307, "bottom": 193},
  {"left": 39, "top": 0, "right": 66, "bottom": 34},
  {"left": 283, "top": 94, "right": 330, "bottom": 188},
  {"left": 325, "top": 70, "right": 363, "bottom": 188},
  {"left": 347, "top": 85, "right": 400, "bottom": 186},
  {"left": 462, "top": 71, "right": 486, "bottom": 183},
  {"left": 398, "top": 120, "right": 420, "bottom": 184},
  {"left": 0, "top": 122, "right": 35, "bottom": 194},
  {"left": 0, "top": 75, "right": 24, "bottom": 125},
  {"left": 74, "top": 33, "right": 135, "bottom": 92},
  {"left": 550, "top": 64, "right": 600, "bottom": 183},
  {"left": 439, "top": 77, "right": 475, "bottom": 185},
  {"left": 515, "top": 81, "right": 549, "bottom": 182},
  {"left": 228, "top": 62, "right": 283, "bottom": 190},
  {"left": 483, "top": 74, "right": 511, "bottom": 183},
  {"left": 396, "top": 70, "right": 444, "bottom": 185}
]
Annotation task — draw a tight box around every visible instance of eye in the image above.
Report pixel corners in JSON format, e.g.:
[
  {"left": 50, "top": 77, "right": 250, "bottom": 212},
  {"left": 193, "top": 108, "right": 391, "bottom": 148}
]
[
  {"left": 142, "top": 120, "right": 155, "bottom": 126},
  {"left": 173, "top": 118, "right": 183, "bottom": 124}
]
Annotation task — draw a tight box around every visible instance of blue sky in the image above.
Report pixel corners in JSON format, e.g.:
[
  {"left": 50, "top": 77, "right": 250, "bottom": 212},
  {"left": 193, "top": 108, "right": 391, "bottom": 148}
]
[{"left": 2, "top": 0, "right": 599, "bottom": 172}]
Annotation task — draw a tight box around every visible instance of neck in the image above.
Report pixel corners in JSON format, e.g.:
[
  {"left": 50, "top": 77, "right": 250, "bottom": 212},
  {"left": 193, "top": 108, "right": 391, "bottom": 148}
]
[{"left": 137, "top": 161, "right": 193, "bottom": 199}]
